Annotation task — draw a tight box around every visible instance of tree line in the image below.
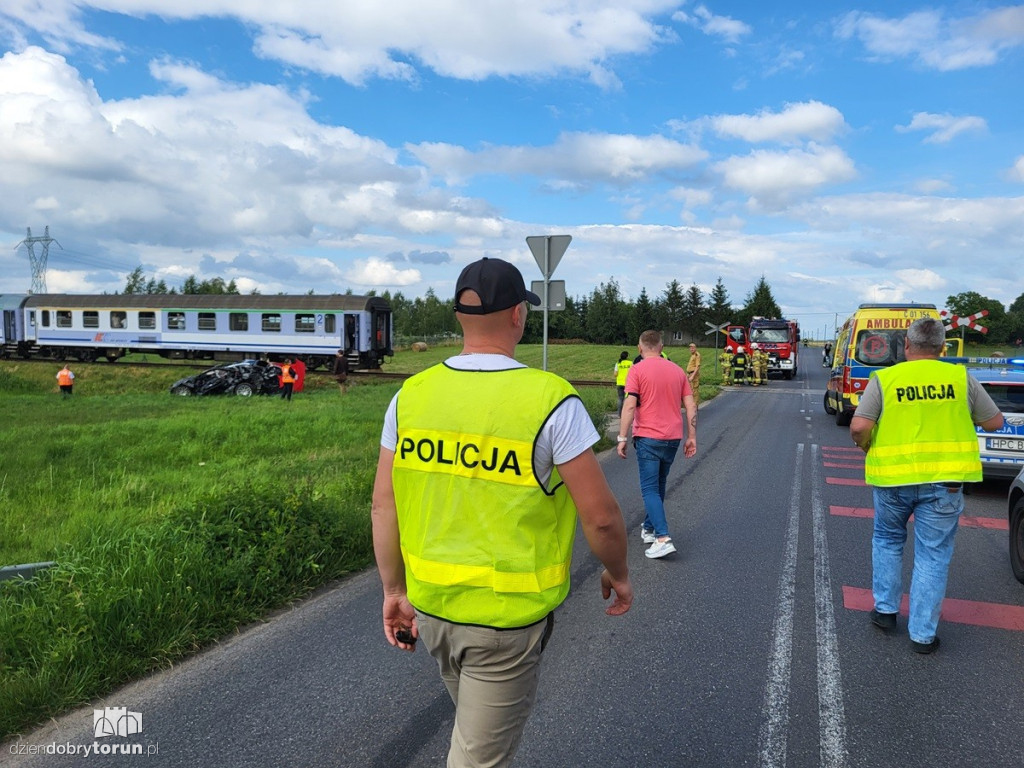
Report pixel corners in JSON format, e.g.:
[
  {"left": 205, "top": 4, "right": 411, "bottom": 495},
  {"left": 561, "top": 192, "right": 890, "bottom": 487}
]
[{"left": 120, "top": 268, "right": 1024, "bottom": 347}]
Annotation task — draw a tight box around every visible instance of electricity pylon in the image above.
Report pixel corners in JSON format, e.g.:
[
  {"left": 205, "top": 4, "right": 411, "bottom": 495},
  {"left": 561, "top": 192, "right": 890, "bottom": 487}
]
[{"left": 16, "top": 226, "right": 62, "bottom": 294}]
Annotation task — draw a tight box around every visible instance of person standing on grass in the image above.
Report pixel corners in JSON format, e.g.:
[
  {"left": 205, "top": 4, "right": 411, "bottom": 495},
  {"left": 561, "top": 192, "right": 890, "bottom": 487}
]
[
  {"left": 371, "top": 256, "right": 632, "bottom": 768},
  {"left": 614, "top": 350, "right": 632, "bottom": 416},
  {"left": 56, "top": 364, "right": 75, "bottom": 397},
  {"left": 850, "top": 317, "right": 1002, "bottom": 654},
  {"left": 617, "top": 330, "right": 697, "bottom": 559},
  {"left": 333, "top": 348, "right": 350, "bottom": 395},
  {"left": 279, "top": 359, "right": 296, "bottom": 401},
  {"left": 686, "top": 343, "right": 701, "bottom": 403}
]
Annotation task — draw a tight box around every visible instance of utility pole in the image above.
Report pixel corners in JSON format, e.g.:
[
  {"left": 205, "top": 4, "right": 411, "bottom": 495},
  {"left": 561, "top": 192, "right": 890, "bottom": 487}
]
[{"left": 16, "top": 226, "right": 62, "bottom": 294}]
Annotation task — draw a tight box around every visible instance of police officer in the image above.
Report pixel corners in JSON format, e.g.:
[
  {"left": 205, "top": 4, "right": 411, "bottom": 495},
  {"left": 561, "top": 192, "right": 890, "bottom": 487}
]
[
  {"left": 371, "top": 257, "right": 632, "bottom": 766},
  {"left": 850, "top": 317, "right": 1003, "bottom": 654},
  {"left": 614, "top": 350, "right": 632, "bottom": 415}
]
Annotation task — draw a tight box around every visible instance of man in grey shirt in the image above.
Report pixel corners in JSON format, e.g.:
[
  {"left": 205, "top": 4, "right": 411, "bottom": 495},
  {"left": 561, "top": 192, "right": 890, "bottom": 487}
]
[{"left": 850, "top": 317, "right": 1002, "bottom": 654}]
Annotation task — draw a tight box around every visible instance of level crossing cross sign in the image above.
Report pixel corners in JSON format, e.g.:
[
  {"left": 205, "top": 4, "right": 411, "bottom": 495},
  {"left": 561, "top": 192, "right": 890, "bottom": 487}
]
[{"left": 940, "top": 308, "right": 989, "bottom": 334}]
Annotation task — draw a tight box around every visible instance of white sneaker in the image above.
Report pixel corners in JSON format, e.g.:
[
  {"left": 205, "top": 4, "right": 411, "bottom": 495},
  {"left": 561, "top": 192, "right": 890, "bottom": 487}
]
[
  {"left": 640, "top": 527, "right": 656, "bottom": 544},
  {"left": 645, "top": 538, "right": 676, "bottom": 559}
]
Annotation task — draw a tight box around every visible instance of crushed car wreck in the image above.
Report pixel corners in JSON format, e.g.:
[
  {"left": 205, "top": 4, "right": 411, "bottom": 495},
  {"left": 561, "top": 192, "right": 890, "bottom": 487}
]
[{"left": 169, "top": 360, "right": 281, "bottom": 397}]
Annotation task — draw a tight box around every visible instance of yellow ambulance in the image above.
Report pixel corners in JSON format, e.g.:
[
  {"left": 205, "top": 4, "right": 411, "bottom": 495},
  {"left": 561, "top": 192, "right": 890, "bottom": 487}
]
[{"left": 823, "top": 303, "right": 943, "bottom": 426}]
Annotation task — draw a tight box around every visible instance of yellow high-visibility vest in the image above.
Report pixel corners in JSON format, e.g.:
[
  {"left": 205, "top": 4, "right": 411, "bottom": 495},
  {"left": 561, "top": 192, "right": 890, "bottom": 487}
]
[
  {"left": 615, "top": 359, "right": 632, "bottom": 386},
  {"left": 865, "top": 359, "right": 981, "bottom": 486},
  {"left": 393, "top": 364, "right": 581, "bottom": 627}
]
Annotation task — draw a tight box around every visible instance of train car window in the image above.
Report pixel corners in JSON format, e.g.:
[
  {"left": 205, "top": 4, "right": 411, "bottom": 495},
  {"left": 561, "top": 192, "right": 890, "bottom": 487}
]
[
  {"left": 229, "top": 313, "right": 248, "bottom": 331},
  {"left": 41, "top": 310, "right": 50, "bottom": 327},
  {"left": 57, "top": 310, "right": 72, "bottom": 328},
  {"left": 139, "top": 312, "right": 156, "bottom": 330},
  {"left": 295, "top": 314, "right": 315, "bottom": 333},
  {"left": 198, "top": 312, "right": 217, "bottom": 331},
  {"left": 262, "top": 313, "right": 281, "bottom": 332},
  {"left": 324, "top": 314, "right": 336, "bottom": 333},
  {"left": 110, "top": 311, "right": 127, "bottom": 329},
  {"left": 167, "top": 312, "right": 185, "bottom": 331},
  {"left": 83, "top": 311, "right": 99, "bottom": 328}
]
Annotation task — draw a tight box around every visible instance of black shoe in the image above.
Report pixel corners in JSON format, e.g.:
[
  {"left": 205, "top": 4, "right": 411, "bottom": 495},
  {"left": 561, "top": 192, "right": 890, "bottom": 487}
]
[
  {"left": 911, "top": 636, "right": 940, "bottom": 654},
  {"left": 870, "top": 610, "right": 897, "bottom": 633}
]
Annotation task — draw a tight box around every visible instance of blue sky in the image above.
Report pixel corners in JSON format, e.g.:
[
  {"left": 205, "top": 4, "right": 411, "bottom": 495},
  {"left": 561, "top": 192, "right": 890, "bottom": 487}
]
[{"left": 1, "top": 1, "right": 1022, "bottom": 337}]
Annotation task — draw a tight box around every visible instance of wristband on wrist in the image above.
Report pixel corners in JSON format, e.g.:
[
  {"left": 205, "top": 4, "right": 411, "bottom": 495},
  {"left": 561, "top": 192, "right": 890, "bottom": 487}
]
[{"left": 616, "top": 435, "right": 628, "bottom": 443}]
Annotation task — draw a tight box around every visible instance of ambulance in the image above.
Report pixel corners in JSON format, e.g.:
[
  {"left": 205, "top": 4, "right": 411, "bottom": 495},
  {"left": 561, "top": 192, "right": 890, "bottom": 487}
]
[{"left": 823, "top": 303, "right": 943, "bottom": 426}]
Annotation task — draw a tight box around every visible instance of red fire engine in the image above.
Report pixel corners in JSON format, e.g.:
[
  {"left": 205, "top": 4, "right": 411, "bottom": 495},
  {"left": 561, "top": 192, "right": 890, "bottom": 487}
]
[{"left": 724, "top": 317, "right": 801, "bottom": 380}]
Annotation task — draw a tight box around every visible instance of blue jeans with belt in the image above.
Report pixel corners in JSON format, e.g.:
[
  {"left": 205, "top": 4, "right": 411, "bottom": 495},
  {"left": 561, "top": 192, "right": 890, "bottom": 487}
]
[
  {"left": 634, "top": 437, "right": 681, "bottom": 538},
  {"left": 872, "top": 483, "right": 964, "bottom": 644}
]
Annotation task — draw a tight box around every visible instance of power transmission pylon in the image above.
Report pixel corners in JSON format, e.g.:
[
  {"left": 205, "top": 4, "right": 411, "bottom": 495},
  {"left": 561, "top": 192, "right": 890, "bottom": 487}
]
[{"left": 16, "top": 226, "right": 62, "bottom": 294}]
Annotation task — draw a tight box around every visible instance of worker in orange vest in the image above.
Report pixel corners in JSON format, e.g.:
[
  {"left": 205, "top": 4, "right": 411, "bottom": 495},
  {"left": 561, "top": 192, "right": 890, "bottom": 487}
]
[
  {"left": 280, "top": 359, "right": 296, "bottom": 401},
  {"left": 56, "top": 364, "right": 75, "bottom": 397}
]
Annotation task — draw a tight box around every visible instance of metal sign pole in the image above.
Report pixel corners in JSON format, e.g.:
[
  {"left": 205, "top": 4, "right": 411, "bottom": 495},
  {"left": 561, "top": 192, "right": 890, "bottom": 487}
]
[{"left": 543, "top": 238, "right": 550, "bottom": 372}]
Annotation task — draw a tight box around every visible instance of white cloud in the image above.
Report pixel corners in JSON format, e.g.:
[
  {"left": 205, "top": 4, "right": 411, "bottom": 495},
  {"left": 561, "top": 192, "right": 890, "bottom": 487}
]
[
  {"left": 408, "top": 132, "right": 707, "bottom": 186},
  {"left": 895, "top": 112, "right": 987, "bottom": 144},
  {"left": 715, "top": 144, "right": 856, "bottom": 205},
  {"left": 673, "top": 4, "right": 752, "bottom": 44},
  {"left": 0, "top": 0, "right": 681, "bottom": 86},
  {"left": 711, "top": 100, "right": 847, "bottom": 144},
  {"left": 835, "top": 7, "right": 1024, "bottom": 71},
  {"left": 1009, "top": 156, "right": 1024, "bottom": 182},
  {"left": 346, "top": 257, "right": 421, "bottom": 287},
  {"left": 914, "top": 178, "right": 953, "bottom": 194}
]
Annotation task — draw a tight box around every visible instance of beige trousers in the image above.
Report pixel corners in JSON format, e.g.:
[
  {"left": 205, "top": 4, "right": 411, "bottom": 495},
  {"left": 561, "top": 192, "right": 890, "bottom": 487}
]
[{"left": 416, "top": 610, "right": 553, "bottom": 768}]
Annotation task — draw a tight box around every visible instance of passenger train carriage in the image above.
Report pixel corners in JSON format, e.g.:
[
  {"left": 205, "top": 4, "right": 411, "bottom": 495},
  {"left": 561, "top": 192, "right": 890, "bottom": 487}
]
[{"left": 0, "top": 294, "right": 392, "bottom": 370}]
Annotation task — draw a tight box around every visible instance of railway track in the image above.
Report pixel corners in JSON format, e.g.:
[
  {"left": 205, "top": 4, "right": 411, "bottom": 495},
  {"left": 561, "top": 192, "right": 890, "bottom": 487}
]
[{"left": 2, "top": 356, "right": 611, "bottom": 388}]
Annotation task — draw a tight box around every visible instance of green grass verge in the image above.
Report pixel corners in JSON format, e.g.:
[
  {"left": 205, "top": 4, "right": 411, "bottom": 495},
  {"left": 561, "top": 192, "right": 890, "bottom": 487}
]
[{"left": 0, "top": 349, "right": 649, "bottom": 740}]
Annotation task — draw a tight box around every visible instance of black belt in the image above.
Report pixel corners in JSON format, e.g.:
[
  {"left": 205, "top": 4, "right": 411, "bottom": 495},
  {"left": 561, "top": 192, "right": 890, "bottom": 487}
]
[{"left": 939, "top": 482, "right": 963, "bottom": 490}]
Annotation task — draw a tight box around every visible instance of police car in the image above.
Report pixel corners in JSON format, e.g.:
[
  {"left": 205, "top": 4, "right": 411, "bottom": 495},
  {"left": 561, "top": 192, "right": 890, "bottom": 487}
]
[
  {"left": 1009, "top": 465, "right": 1024, "bottom": 583},
  {"left": 963, "top": 359, "right": 1024, "bottom": 479}
]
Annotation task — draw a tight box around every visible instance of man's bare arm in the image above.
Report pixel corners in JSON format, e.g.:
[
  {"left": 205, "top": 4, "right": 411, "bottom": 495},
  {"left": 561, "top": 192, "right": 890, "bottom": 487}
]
[{"left": 557, "top": 449, "right": 632, "bottom": 615}]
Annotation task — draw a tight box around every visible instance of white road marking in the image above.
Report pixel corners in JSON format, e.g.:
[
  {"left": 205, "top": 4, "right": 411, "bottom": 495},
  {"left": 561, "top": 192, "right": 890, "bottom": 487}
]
[
  {"left": 812, "top": 444, "right": 849, "bottom": 767},
  {"left": 758, "top": 443, "right": 803, "bottom": 768}
]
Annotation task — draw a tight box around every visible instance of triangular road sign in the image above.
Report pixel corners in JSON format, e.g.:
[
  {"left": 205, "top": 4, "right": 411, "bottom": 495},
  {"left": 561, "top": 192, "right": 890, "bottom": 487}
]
[{"left": 527, "top": 235, "right": 572, "bottom": 278}]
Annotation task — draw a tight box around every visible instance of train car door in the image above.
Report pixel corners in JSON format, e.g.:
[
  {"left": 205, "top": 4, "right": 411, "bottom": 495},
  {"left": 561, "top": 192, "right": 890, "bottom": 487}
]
[
  {"left": 344, "top": 314, "right": 358, "bottom": 353},
  {"left": 1, "top": 310, "right": 13, "bottom": 345}
]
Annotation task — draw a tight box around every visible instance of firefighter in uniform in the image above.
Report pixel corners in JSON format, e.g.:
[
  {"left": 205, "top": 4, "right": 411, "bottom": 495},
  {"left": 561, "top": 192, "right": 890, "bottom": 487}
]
[
  {"left": 731, "top": 346, "right": 749, "bottom": 385},
  {"left": 749, "top": 343, "right": 762, "bottom": 386},
  {"left": 719, "top": 348, "right": 732, "bottom": 385}
]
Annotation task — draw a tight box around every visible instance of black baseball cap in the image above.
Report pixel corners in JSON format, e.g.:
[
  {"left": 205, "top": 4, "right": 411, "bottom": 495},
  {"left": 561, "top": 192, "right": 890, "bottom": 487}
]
[{"left": 454, "top": 257, "right": 541, "bottom": 315}]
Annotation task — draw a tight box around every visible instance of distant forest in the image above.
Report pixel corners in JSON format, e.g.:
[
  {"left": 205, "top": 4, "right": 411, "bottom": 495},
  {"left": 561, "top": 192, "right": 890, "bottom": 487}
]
[{"left": 122, "top": 267, "right": 1024, "bottom": 347}]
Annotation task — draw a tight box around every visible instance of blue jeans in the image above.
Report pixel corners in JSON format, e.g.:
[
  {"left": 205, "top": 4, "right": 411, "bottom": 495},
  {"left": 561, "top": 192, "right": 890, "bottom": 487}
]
[
  {"left": 872, "top": 483, "right": 963, "bottom": 643},
  {"left": 634, "top": 437, "right": 680, "bottom": 538}
]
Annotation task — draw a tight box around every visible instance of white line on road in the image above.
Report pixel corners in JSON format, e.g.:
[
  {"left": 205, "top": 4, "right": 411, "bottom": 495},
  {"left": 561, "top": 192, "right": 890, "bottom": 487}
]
[
  {"left": 758, "top": 443, "right": 803, "bottom": 768},
  {"left": 812, "top": 444, "right": 849, "bottom": 768}
]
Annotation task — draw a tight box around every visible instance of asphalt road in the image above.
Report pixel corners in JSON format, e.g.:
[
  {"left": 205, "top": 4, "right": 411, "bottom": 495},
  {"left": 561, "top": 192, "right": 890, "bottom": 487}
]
[{"left": 5, "top": 360, "right": 1023, "bottom": 767}]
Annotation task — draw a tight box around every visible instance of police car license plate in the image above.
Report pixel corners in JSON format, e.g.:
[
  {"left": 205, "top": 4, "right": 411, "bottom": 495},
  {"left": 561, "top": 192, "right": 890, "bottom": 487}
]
[{"left": 986, "top": 437, "right": 1024, "bottom": 452}]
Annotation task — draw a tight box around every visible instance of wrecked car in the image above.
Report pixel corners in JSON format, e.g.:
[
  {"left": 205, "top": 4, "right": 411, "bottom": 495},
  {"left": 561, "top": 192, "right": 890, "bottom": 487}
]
[{"left": 169, "top": 360, "right": 281, "bottom": 397}]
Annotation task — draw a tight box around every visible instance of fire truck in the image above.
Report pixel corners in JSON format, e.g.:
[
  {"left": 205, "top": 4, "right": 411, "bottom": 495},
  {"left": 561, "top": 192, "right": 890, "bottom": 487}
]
[{"left": 724, "top": 317, "right": 801, "bottom": 380}]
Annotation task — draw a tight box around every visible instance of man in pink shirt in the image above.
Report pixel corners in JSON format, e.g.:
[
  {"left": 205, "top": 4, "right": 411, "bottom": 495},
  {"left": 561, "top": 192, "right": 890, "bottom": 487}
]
[{"left": 616, "top": 330, "right": 698, "bottom": 558}]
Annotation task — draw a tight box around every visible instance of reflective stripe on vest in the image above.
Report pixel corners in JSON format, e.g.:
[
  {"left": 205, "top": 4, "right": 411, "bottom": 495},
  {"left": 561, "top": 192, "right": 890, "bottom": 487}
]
[
  {"left": 864, "top": 360, "right": 981, "bottom": 486},
  {"left": 393, "top": 364, "right": 580, "bottom": 628},
  {"left": 615, "top": 360, "right": 632, "bottom": 386}
]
